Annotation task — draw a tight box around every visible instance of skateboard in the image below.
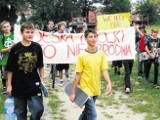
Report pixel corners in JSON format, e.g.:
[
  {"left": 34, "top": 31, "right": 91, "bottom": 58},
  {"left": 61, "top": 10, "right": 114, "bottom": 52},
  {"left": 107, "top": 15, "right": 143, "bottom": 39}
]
[{"left": 65, "top": 83, "right": 89, "bottom": 108}]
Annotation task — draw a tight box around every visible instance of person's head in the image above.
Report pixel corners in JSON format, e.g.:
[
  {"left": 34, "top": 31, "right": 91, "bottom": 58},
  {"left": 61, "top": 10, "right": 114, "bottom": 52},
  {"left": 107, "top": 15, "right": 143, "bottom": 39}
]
[
  {"left": 57, "top": 21, "right": 66, "bottom": 32},
  {"left": 84, "top": 29, "right": 97, "bottom": 47},
  {"left": 0, "top": 21, "right": 11, "bottom": 34},
  {"left": 20, "top": 22, "right": 35, "bottom": 42},
  {"left": 151, "top": 28, "right": 158, "bottom": 38},
  {"left": 139, "top": 25, "right": 146, "bottom": 35},
  {"left": 47, "top": 20, "right": 54, "bottom": 30}
]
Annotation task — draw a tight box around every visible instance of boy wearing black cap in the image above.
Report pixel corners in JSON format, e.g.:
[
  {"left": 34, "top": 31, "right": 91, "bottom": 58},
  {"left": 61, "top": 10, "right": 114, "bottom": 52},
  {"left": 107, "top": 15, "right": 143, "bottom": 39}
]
[{"left": 134, "top": 23, "right": 146, "bottom": 78}]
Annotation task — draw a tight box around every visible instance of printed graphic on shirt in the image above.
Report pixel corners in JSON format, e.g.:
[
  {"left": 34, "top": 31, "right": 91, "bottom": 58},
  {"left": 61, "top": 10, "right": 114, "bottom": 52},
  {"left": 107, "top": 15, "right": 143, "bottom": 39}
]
[
  {"left": 0, "top": 34, "right": 14, "bottom": 65},
  {"left": 18, "top": 52, "right": 37, "bottom": 74},
  {"left": 150, "top": 42, "right": 158, "bottom": 52},
  {"left": 4, "top": 37, "right": 13, "bottom": 48},
  {"left": 149, "top": 40, "right": 160, "bottom": 58}
]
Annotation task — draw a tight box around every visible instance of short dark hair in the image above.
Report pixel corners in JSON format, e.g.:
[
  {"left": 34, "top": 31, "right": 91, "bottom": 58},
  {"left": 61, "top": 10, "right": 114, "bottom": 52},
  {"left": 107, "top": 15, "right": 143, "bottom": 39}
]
[
  {"left": 47, "top": 20, "right": 54, "bottom": 25},
  {"left": 20, "top": 22, "right": 35, "bottom": 32},
  {"left": 138, "top": 25, "right": 145, "bottom": 30},
  {"left": 84, "top": 28, "right": 97, "bottom": 38}
]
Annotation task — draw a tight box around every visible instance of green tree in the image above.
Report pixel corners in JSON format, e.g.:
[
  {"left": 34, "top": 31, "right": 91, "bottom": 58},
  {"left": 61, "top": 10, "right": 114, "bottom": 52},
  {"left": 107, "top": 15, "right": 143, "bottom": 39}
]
[
  {"left": 27, "top": 0, "right": 79, "bottom": 26},
  {"left": 74, "top": 0, "right": 102, "bottom": 17},
  {"left": 0, "top": 0, "right": 101, "bottom": 27},
  {"left": 103, "top": 0, "right": 131, "bottom": 14},
  {"left": 0, "top": 0, "right": 35, "bottom": 26},
  {"left": 136, "top": 0, "right": 159, "bottom": 24}
]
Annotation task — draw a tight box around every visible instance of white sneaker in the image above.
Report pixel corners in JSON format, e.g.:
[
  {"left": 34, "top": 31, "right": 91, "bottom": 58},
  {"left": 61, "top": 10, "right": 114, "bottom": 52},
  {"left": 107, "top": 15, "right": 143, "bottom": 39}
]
[
  {"left": 67, "top": 77, "right": 71, "bottom": 81},
  {"left": 125, "top": 88, "right": 130, "bottom": 93},
  {"left": 58, "top": 80, "right": 64, "bottom": 86}
]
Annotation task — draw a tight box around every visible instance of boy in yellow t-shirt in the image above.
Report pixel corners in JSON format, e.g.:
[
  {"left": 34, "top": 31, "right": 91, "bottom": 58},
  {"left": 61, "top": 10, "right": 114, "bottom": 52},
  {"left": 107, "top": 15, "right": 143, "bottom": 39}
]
[{"left": 70, "top": 29, "right": 112, "bottom": 120}]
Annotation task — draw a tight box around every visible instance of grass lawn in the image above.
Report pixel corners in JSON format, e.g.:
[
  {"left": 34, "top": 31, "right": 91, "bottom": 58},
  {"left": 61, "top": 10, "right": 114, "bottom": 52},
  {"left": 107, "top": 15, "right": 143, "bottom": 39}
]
[
  {"left": 145, "top": 24, "right": 160, "bottom": 34},
  {"left": 99, "top": 55, "right": 160, "bottom": 120},
  {"left": 0, "top": 83, "right": 7, "bottom": 120}
]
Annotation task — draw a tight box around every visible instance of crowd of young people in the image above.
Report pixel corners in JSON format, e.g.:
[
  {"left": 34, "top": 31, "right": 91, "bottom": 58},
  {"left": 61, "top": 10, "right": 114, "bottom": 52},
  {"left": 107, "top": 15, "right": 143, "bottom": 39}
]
[{"left": 0, "top": 19, "right": 159, "bottom": 119}]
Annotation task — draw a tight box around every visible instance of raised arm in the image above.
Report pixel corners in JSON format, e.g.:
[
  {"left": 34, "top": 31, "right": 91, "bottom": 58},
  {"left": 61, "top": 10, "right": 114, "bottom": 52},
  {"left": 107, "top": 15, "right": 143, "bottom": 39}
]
[{"left": 133, "top": 23, "right": 145, "bottom": 37}]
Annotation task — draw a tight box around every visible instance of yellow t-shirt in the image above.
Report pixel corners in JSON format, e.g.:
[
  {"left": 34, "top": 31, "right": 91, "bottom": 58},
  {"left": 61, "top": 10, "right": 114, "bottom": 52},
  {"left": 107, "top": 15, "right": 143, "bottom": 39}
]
[{"left": 76, "top": 50, "right": 108, "bottom": 96}]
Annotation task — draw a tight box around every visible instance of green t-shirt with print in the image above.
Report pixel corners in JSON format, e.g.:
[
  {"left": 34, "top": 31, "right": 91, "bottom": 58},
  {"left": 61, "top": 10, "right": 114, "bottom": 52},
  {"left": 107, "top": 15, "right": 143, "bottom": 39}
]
[{"left": 0, "top": 33, "right": 14, "bottom": 65}]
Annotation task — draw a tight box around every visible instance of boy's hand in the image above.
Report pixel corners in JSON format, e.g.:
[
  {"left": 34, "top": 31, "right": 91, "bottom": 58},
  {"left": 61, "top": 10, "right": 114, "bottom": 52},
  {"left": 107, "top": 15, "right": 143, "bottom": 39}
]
[
  {"left": 105, "top": 82, "right": 112, "bottom": 96},
  {"left": 69, "top": 94, "right": 75, "bottom": 102},
  {"left": 6, "top": 85, "right": 12, "bottom": 96}
]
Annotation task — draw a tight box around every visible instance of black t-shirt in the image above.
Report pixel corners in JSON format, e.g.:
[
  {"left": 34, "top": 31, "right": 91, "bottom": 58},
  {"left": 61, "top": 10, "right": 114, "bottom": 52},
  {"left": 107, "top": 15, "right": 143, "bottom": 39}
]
[
  {"left": 145, "top": 36, "right": 160, "bottom": 51},
  {"left": 6, "top": 41, "right": 44, "bottom": 98}
]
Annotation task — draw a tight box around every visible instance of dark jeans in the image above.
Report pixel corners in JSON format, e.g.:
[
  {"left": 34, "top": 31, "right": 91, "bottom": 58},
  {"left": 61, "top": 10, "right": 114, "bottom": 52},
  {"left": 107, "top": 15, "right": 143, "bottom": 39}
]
[
  {"left": 123, "top": 60, "right": 134, "bottom": 88},
  {"left": 137, "top": 51, "right": 145, "bottom": 77},
  {"left": 78, "top": 96, "right": 98, "bottom": 120},
  {"left": 14, "top": 96, "right": 44, "bottom": 120},
  {"left": 0, "top": 66, "right": 7, "bottom": 88},
  {"left": 144, "top": 58, "right": 159, "bottom": 84}
]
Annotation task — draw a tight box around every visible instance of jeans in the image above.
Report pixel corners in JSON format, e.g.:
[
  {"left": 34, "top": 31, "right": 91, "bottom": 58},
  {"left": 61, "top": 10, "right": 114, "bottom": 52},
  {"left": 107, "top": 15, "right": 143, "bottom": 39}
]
[
  {"left": 137, "top": 51, "right": 145, "bottom": 76},
  {"left": 123, "top": 60, "right": 134, "bottom": 88},
  {"left": 78, "top": 96, "right": 98, "bottom": 120},
  {"left": 0, "top": 66, "right": 7, "bottom": 88},
  {"left": 144, "top": 59, "right": 159, "bottom": 84},
  {"left": 14, "top": 96, "right": 44, "bottom": 120}
]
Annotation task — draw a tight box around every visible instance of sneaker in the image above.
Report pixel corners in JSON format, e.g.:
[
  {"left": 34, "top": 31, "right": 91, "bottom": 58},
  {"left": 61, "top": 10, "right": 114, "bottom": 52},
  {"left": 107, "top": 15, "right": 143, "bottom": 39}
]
[
  {"left": 153, "top": 84, "right": 160, "bottom": 89},
  {"left": 125, "top": 88, "right": 131, "bottom": 93},
  {"left": 2, "top": 87, "right": 7, "bottom": 94},
  {"left": 59, "top": 80, "right": 64, "bottom": 86},
  {"left": 138, "top": 76, "right": 142, "bottom": 79},
  {"left": 66, "top": 77, "right": 71, "bottom": 81}
]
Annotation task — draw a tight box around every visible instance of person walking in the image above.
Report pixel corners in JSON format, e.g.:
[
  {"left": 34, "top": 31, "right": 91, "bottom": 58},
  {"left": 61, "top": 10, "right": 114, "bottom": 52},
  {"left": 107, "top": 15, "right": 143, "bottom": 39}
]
[
  {"left": 6, "top": 22, "right": 44, "bottom": 120},
  {"left": 0, "top": 21, "right": 14, "bottom": 93},
  {"left": 112, "top": 60, "right": 122, "bottom": 75},
  {"left": 134, "top": 23, "right": 146, "bottom": 78},
  {"left": 43, "top": 20, "right": 57, "bottom": 88},
  {"left": 69, "top": 29, "right": 112, "bottom": 120},
  {"left": 144, "top": 28, "right": 160, "bottom": 88},
  {"left": 123, "top": 59, "right": 134, "bottom": 93},
  {"left": 56, "top": 21, "right": 70, "bottom": 86}
]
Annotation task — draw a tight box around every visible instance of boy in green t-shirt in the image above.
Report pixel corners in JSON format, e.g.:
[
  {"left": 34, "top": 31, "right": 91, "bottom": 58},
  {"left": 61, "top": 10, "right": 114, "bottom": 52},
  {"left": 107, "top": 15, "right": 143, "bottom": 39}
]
[
  {"left": 0, "top": 21, "right": 14, "bottom": 93},
  {"left": 70, "top": 29, "right": 112, "bottom": 120}
]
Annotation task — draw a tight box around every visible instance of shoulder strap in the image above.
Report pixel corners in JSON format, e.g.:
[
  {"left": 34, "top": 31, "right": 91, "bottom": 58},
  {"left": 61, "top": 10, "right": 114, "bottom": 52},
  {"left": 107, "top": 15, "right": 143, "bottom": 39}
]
[{"left": 2, "top": 33, "right": 5, "bottom": 45}]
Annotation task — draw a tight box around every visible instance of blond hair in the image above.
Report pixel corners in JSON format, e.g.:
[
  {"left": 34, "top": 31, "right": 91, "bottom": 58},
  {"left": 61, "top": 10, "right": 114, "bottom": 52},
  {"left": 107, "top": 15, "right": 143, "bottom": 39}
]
[
  {"left": 0, "top": 20, "right": 10, "bottom": 29},
  {"left": 57, "top": 21, "right": 66, "bottom": 30}
]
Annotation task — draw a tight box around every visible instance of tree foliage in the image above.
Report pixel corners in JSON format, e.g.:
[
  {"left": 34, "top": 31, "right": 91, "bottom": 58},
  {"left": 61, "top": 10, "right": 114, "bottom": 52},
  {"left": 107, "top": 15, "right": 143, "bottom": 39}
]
[
  {"left": 103, "top": 0, "right": 131, "bottom": 14},
  {"left": 136, "top": 0, "right": 160, "bottom": 24},
  {"left": 0, "top": 0, "right": 102, "bottom": 27},
  {"left": 0, "top": 0, "right": 34, "bottom": 26}
]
